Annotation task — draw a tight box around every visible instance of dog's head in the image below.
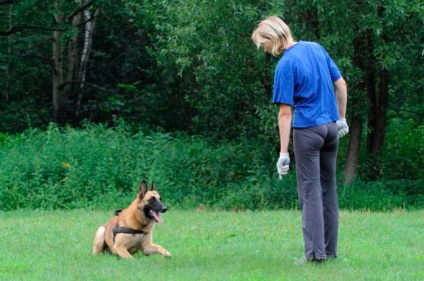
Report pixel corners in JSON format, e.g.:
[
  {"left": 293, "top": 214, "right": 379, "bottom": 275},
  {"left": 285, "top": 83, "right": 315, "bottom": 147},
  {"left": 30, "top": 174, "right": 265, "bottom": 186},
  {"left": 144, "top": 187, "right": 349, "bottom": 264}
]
[{"left": 137, "top": 180, "right": 167, "bottom": 223}]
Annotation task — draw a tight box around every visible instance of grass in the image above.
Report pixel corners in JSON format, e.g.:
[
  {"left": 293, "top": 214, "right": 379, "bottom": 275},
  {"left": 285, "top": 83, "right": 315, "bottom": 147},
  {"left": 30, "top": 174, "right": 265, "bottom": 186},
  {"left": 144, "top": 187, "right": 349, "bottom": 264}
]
[{"left": 0, "top": 209, "right": 423, "bottom": 281}]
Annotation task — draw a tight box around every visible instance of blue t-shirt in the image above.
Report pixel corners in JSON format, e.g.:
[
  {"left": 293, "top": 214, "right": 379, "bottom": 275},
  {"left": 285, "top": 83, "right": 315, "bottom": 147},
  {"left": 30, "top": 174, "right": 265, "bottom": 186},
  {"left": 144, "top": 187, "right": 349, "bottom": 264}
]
[{"left": 272, "top": 41, "right": 342, "bottom": 128}]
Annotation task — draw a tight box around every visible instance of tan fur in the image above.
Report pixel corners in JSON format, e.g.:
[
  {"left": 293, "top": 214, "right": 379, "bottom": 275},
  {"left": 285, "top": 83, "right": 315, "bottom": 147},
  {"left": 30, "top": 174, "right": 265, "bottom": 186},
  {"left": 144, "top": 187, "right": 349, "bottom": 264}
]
[{"left": 92, "top": 181, "right": 171, "bottom": 259}]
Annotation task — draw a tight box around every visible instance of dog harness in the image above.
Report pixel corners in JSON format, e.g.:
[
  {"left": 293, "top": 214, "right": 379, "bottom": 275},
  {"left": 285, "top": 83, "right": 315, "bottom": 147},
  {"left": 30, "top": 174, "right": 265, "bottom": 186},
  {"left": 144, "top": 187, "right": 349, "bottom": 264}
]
[{"left": 112, "top": 209, "right": 145, "bottom": 244}]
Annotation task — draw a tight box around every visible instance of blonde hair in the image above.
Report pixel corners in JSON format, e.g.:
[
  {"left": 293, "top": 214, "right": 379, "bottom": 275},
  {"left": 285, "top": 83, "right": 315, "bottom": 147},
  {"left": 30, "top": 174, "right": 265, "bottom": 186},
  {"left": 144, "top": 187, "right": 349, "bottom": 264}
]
[{"left": 251, "top": 16, "right": 294, "bottom": 56}]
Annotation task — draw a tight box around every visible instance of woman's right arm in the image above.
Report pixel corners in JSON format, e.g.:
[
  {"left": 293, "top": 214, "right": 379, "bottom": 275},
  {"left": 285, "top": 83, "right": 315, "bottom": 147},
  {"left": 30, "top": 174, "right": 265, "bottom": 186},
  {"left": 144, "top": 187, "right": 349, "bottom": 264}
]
[{"left": 278, "top": 103, "right": 292, "bottom": 153}]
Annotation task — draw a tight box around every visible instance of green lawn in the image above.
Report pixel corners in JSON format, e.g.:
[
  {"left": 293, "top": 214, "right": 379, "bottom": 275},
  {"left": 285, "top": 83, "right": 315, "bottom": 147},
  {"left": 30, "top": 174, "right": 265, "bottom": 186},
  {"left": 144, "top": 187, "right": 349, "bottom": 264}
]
[{"left": 0, "top": 209, "right": 423, "bottom": 281}]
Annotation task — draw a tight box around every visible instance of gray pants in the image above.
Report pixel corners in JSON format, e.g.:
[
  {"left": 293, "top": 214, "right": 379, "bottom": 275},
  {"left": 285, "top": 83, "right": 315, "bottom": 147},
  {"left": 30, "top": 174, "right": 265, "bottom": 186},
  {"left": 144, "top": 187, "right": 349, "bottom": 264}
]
[{"left": 293, "top": 122, "right": 339, "bottom": 260}]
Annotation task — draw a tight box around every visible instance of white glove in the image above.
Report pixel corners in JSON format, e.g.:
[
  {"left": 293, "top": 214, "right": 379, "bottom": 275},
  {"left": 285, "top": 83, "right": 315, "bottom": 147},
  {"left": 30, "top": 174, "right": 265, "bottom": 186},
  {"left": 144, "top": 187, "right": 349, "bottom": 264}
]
[
  {"left": 336, "top": 118, "right": 349, "bottom": 139},
  {"left": 277, "top": 152, "right": 290, "bottom": 178}
]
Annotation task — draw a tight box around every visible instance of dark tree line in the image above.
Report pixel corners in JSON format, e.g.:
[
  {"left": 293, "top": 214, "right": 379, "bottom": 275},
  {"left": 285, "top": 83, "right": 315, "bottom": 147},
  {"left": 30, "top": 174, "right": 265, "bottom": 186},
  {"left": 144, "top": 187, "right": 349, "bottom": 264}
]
[{"left": 0, "top": 0, "right": 423, "bottom": 184}]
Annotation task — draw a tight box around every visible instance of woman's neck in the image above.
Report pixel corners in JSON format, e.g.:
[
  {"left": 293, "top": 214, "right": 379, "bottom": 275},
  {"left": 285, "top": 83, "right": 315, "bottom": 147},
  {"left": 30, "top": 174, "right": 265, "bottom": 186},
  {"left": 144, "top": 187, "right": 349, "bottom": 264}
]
[{"left": 286, "top": 40, "right": 297, "bottom": 49}]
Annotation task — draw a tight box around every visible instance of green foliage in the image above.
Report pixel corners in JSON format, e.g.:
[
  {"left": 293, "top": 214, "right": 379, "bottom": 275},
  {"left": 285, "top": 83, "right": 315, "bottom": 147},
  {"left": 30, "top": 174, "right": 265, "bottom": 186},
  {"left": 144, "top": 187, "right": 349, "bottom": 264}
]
[
  {"left": 339, "top": 179, "right": 424, "bottom": 211},
  {"left": 0, "top": 122, "right": 295, "bottom": 210},
  {"left": 0, "top": 124, "right": 422, "bottom": 211},
  {"left": 0, "top": 0, "right": 423, "bottom": 209},
  {"left": 1, "top": 0, "right": 423, "bottom": 139},
  {"left": 124, "top": 0, "right": 278, "bottom": 138},
  {"left": 381, "top": 118, "right": 424, "bottom": 180}
]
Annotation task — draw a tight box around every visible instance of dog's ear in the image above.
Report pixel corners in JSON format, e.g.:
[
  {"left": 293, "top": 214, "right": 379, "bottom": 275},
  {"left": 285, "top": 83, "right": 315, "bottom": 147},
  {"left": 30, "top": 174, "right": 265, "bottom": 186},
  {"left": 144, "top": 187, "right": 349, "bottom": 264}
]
[
  {"left": 151, "top": 181, "right": 157, "bottom": 191},
  {"left": 138, "top": 180, "right": 148, "bottom": 199}
]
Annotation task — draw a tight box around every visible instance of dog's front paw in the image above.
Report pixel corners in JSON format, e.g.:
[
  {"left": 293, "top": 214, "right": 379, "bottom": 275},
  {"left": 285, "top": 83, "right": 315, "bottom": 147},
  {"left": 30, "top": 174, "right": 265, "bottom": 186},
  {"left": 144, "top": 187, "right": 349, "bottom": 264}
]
[{"left": 163, "top": 250, "right": 172, "bottom": 258}]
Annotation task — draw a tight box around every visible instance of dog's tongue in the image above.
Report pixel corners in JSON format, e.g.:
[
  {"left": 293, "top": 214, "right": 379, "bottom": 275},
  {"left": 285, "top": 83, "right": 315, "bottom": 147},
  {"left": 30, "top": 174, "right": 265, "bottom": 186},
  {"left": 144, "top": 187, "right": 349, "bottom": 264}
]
[{"left": 150, "top": 210, "right": 163, "bottom": 223}]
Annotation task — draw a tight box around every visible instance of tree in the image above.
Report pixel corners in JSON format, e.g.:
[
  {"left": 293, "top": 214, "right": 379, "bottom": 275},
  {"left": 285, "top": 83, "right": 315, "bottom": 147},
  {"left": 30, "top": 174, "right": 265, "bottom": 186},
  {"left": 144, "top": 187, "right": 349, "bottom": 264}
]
[
  {"left": 1, "top": 1, "right": 13, "bottom": 103},
  {"left": 124, "top": 0, "right": 282, "bottom": 138},
  {"left": 0, "top": 0, "right": 422, "bottom": 185},
  {"left": 0, "top": 1, "right": 114, "bottom": 127},
  {"left": 299, "top": 0, "right": 423, "bottom": 183},
  {"left": 52, "top": 0, "right": 99, "bottom": 125}
]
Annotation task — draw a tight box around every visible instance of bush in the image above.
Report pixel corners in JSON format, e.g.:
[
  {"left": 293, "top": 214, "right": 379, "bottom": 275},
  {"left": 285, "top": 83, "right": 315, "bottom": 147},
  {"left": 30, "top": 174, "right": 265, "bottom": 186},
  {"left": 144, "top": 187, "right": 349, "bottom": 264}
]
[
  {"left": 338, "top": 179, "right": 424, "bottom": 211},
  {"left": 0, "top": 122, "right": 422, "bottom": 211},
  {"left": 381, "top": 118, "right": 424, "bottom": 180},
  {"left": 0, "top": 123, "right": 147, "bottom": 210},
  {"left": 0, "top": 122, "right": 293, "bottom": 210}
]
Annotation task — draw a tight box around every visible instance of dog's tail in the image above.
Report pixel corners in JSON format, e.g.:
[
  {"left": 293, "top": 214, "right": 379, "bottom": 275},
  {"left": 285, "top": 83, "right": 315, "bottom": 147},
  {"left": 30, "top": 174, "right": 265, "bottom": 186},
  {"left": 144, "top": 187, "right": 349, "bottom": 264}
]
[{"left": 92, "top": 226, "right": 106, "bottom": 255}]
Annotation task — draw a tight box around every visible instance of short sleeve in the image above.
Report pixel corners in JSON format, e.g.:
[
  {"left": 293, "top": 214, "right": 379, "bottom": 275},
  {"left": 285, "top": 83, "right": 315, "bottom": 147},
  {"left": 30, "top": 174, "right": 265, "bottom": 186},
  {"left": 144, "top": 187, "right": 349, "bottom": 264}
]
[
  {"left": 326, "top": 52, "right": 342, "bottom": 82},
  {"left": 272, "top": 62, "right": 294, "bottom": 105}
]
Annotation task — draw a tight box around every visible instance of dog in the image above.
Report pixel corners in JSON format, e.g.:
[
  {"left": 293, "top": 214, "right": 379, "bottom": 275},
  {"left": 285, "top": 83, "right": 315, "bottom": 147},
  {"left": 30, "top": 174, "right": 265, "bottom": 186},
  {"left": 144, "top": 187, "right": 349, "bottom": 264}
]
[{"left": 92, "top": 180, "right": 171, "bottom": 259}]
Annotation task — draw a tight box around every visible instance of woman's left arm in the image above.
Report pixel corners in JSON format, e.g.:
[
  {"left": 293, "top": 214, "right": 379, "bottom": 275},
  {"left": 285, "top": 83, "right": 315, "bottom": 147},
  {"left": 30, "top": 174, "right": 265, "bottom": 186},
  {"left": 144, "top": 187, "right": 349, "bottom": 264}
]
[{"left": 333, "top": 77, "right": 347, "bottom": 119}]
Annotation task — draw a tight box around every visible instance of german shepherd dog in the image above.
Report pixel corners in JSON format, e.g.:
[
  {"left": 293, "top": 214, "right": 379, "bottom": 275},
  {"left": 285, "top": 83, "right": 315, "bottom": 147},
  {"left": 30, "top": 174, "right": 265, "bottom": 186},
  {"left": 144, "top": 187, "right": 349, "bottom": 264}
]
[{"left": 92, "top": 180, "right": 171, "bottom": 259}]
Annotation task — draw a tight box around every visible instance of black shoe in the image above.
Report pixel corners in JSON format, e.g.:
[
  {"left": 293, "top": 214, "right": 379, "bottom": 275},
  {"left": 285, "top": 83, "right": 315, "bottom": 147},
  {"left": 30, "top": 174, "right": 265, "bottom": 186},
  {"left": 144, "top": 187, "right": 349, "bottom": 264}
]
[
  {"left": 294, "top": 258, "right": 327, "bottom": 266},
  {"left": 295, "top": 256, "right": 337, "bottom": 266}
]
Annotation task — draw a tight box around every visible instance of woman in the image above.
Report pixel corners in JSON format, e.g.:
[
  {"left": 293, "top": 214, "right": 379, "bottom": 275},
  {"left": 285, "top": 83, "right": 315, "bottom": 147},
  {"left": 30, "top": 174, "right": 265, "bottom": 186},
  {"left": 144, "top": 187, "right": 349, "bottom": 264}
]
[{"left": 251, "top": 16, "right": 349, "bottom": 263}]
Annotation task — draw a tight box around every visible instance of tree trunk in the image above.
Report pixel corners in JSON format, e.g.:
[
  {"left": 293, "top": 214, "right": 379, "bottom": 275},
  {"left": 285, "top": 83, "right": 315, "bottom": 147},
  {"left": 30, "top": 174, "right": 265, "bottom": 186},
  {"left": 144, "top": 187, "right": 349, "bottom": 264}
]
[
  {"left": 364, "top": 3, "right": 391, "bottom": 179},
  {"left": 52, "top": 4, "right": 66, "bottom": 125},
  {"left": 342, "top": 117, "right": 362, "bottom": 184},
  {"left": 76, "top": 6, "right": 97, "bottom": 117},
  {"left": 342, "top": 26, "right": 374, "bottom": 184},
  {"left": 53, "top": 0, "right": 87, "bottom": 125},
  {"left": 64, "top": 8, "right": 81, "bottom": 111},
  {"left": 364, "top": 68, "right": 389, "bottom": 180},
  {"left": 367, "top": 69, "right": 389, "bottom": 155},
  {"left": 3, "top": 3, "right": 12, "bottom": 102}
]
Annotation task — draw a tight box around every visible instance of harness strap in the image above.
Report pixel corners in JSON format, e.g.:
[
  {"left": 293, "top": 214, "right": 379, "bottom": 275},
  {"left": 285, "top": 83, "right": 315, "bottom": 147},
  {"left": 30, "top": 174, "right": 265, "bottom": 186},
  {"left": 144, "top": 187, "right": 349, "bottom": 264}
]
[
  {"left": 112, "top": 225, "right": 145, "bottom": 244},
  {"left": 112, "top": 210, "right": 145, "bottom": 244},
  {"left": 113, "top": 226, "right": 145, "bottom": 235}
]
